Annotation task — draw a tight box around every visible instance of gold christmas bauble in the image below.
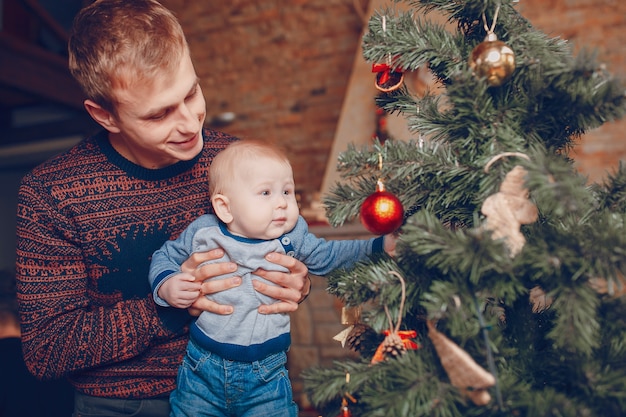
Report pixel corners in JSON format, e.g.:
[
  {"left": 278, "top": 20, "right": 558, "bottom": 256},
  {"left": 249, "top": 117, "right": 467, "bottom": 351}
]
[{"left": 469, "top": 33, "right": 516, "bottom": 86}]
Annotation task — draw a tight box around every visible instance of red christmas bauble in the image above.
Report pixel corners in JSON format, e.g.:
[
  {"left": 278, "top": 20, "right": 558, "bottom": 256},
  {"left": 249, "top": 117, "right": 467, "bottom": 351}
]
[{"left": 360, "top": 188, "right": 404, "bottom": 235}]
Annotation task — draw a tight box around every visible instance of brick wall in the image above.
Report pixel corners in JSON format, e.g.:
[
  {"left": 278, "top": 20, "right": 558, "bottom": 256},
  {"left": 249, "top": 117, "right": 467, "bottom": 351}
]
[
  {"left": 163, "top": 0, "right": 368, "bottom": 209},
  {"left": 164, "top": 0, "right": 626, "bottom": 203},
  {"left": 518, "top": 0, "right": 626, "bottom": 182}
]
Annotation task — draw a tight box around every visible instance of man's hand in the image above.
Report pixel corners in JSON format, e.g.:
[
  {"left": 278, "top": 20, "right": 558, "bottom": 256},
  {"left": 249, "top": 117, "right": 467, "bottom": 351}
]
[
  {"left": 253, "top": 252, "right": 310, "bottom": 314},
  {"left": 182, "top": 249, "right": 240, "bottom": 315}
]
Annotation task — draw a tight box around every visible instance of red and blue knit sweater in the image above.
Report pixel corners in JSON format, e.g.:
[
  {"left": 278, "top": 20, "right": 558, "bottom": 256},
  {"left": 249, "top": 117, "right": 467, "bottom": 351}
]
[{"left": 15, "top": 129, "right": 235, "bottom": 399}]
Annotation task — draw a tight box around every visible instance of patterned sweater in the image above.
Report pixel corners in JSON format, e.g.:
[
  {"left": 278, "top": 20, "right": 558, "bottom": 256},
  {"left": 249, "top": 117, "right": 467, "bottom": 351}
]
[{"left": 15, "top": 128, "right": 234, "bottom": 399}]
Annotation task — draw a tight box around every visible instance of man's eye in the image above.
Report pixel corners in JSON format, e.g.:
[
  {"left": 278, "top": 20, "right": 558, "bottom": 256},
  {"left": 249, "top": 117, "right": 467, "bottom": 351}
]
[
  {"left": 186, "top": 88, "right": 198, "bottom": 100},
  {"left": 150, "top": 113, "right": 166, "bottom": 121}
]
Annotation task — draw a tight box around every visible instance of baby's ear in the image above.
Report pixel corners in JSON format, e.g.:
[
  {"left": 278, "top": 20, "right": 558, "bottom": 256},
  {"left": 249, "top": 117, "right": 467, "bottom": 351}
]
[{"left": 211, "top": 194, "right": 233, "bottom": 224}]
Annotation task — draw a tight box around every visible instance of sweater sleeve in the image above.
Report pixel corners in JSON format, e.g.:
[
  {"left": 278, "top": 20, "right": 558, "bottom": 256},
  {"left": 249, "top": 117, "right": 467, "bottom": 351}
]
[
  {"left": 289, "top": 216, "right": 384, "bottom": 276},
  {"left": 15, "top": 180, "right": 188, "bottom": 381},
  {"left": 149, "top": 215, "right": 220, "bottom": 306}
]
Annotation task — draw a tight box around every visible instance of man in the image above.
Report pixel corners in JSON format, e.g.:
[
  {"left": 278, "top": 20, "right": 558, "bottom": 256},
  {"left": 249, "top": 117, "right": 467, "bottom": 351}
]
[{"left": 15, "top": 1, "right": 310, "bottom": 416}]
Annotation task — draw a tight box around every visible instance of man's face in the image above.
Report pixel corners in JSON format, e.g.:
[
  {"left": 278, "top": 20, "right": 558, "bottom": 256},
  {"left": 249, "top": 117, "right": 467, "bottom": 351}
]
[{"left": 106, "top": 49, "right": 207, "bottom": 169}]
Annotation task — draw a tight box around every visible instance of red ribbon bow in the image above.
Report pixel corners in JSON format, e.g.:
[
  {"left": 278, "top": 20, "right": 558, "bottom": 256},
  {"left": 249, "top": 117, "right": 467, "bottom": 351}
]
[
  {"left": 371, "top": 330, "right": 419, "bottom": 364},
  {"left": 372, "top": 62, "right": 403, "bottom": 85}
]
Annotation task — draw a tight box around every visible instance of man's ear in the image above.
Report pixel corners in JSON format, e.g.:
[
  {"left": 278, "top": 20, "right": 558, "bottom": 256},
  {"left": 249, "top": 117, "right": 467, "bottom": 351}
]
[
  {"left": 212, "top": 194, "right": 233, "bottom": 224},
  {"left": 84, "top": 99, "right": 121, "bottom": 133}
]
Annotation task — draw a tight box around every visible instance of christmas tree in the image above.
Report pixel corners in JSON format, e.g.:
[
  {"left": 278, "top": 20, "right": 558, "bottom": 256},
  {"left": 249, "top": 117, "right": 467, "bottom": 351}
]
[{"left": 303, "top": 0, "right": 626, "bottom": 416}]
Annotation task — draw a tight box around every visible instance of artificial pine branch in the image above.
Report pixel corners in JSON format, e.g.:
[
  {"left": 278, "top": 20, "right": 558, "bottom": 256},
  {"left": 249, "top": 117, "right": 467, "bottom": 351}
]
[{"left": 306, "top": 0, "right": 626, "bottom": 415}]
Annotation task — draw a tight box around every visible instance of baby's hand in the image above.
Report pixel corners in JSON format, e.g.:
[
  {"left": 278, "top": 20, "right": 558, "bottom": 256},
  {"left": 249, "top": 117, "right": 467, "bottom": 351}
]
[
  {"left": 158, "top": 272, "right": 202, "bottom": 308},
  {"left": 383, "top": 233, "right": 398, "bottom": 257}
]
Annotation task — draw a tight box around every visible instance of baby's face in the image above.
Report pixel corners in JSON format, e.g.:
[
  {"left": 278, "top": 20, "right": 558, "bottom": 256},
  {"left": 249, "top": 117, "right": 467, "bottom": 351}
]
[{"left": 224, "top": 156, "right": 299, "bottom": 240}]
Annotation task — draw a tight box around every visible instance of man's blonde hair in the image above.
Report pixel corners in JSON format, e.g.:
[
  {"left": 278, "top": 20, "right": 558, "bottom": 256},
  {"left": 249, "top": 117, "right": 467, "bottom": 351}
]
[
  {"left": 68, "top": 0, "right": 188, "bottom": 114},
  {"left": 209, "top": 140, "right": 292, "bottom": 198}
]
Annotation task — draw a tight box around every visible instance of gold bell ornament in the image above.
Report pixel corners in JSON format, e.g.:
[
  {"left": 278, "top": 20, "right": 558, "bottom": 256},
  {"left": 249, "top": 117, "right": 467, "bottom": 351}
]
[
  {"left": 469, "top": 6, "right": 516, "bottom": 87},
  {"left": 469, "top": 32, "right": 516, "bottom": 87}
]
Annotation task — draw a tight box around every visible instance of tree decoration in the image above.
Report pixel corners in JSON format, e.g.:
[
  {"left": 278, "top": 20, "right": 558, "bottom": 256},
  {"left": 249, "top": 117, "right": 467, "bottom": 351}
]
[
  {"left": 371, "top": 271, "right": 418, "bottom": 364},
  {"left": 338, "top": 397, "right": 353, "bottom": 417},
  {"left": 469, "top": 5, "right": 516, "bottom": 86},
  {"left": 373, "top": 62, "right": 404, "bottom": 92},
  {"left": 373, "top": 16, "right": 404, "bottom": 92},
  {"left": 333, "top": 305, "right": 362, "bottom": 347},
  {"left": 333, "top": 304, "right": 381, "bottom": 354},
  {"left": 360, "top": 155, "right": 404, "bottom": 235},
  {"left": 344, "top": 323, "right": 379, "bottom": 353},
  {"left": 360, "top": 180, "right": 404, "bottom": 235},
  {"left": 304, "top": 1, "right": 626, "bottom": 415},
  {"left": 426, "top": 320, "right": 496, "bottom": 406},
  {"left": 481, "top": 152, "right": 538, "bottom": 257},
  {"left": 336, "top": 373, "right": 357, "bottom": 417}
]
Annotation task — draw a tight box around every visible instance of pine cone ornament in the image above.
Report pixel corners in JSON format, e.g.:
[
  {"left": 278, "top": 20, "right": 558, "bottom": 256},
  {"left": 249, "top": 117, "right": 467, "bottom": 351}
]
[
  {"left": 341, "top": 323, "right": 384, "bottom": 357},
  {"left": 381, "top": 332, "right": 407, "bottom": 358},
  {"left": 371, "top": 330, "right": 419, "bottom": 364},
  {"left": 346, "top": 323, "right": 370, "bottom": 352},
  {"left": 370, "top": 271, "right": 419, "bottom": 364}
]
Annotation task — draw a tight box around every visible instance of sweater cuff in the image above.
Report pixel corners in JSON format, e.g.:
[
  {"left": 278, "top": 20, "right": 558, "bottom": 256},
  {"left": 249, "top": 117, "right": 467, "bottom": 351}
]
[
  {"left": 372, "top": 236, "right": 384, "bottom": 254},
  {"left": 155, "top": 304, "right": 193, "bottom": 335}
]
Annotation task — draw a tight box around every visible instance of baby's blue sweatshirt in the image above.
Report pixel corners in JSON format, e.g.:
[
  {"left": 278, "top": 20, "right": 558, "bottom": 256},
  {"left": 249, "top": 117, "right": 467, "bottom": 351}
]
[{"left": 149, "top": 214, "right": 383, "bottom": 362}]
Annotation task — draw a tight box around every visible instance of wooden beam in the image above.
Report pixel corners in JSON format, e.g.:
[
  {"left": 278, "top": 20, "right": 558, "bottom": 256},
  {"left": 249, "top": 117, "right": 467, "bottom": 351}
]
[
  {"left": 320, "top": 2, "right": 448, "bottom": 197},
  {"left": 320, "top": 0, "right": 409, "bottom": 197},
  {"left": 19, "top": 0, "right": 70, "bottom": 45},
  {"left": 0, "top": 34, "right": 85, "bottom": 110},
  {"left": 0, "top": 112, "right": 98, "bottom": 146}
]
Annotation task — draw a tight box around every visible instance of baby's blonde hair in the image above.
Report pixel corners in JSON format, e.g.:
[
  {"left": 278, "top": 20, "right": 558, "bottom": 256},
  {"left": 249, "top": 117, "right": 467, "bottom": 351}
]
[
  {"left": 68, "top": 0, "right": 188, "bottom": 114},
  {"left": 209, "top": 140, "right": 292, "bottom": 198}
]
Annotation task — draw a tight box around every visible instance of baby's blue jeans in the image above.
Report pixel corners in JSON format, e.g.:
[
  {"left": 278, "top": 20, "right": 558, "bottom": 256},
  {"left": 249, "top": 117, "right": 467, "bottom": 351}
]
[{"left": 170, "top": 338, "right": 298, "bottom": 417}]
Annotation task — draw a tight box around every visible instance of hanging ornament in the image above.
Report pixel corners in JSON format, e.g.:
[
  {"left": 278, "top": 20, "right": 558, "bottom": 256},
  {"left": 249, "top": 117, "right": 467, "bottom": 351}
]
[
  {"left": 371, "top": 328, "right": 419, "bottom": 363},
  {"left": 371, "top": 271, "right": 419, "bottom": 364},
  {"left": 360, "top": 155, "right": 404, "bottom": 235},
  {"left": 481, "top": 152, "right": 538, "bottom": 257},
  {"left": 469, "top": 6, "right": 516, "bottom": 87},
  {"left": 337, "top": 398, "right": 352, "bottom": 417},
  {"left": 345, "top": 323, "right": 379, "bottom": 353},
  {"left": 333, "top": 306, "right": 362, "bottom": 347},
  {"left": 360, "top": 180, "right": 404, "bottom": 235},
  {"left": 334, "top": 305, "right": 381, "bottom": 354},
  {"left": 373, "top": 62, "right": 404, "bottom": 92},
  {"left": 426, "top": 320, "right": 496, "bottom": 406},
  {"left": 373, "top": 16, "right": 404, "bottom": 92},
  {"left": 335, "top": 373, "right": 357, "bottom": 417}
]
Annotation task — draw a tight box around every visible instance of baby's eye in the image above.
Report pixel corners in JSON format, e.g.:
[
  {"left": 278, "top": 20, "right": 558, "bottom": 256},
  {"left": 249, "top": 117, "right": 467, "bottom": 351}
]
[
  {"left": 283, "top": 190, "right": 291, "bottom": 196},
  {"left": 261, "top": 190, "right": 270, "bottom": 196}
]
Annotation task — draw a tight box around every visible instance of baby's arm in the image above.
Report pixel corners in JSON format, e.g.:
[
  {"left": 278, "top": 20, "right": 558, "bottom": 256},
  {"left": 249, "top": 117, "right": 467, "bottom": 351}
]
[
  {"left": 157, "top": 272, "right": 202, "bottom": 309},
  {"left": 292, "top": 216, "right": 397, "bottom": 275}
]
